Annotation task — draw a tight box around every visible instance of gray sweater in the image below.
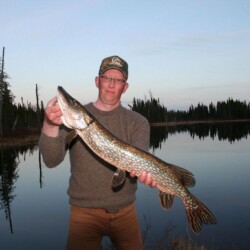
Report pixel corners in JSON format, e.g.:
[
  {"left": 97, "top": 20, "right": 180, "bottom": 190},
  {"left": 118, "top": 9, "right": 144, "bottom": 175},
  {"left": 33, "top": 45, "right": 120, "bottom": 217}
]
[{"left": 39, "top": 103, "right": 150, "bottom": 211}]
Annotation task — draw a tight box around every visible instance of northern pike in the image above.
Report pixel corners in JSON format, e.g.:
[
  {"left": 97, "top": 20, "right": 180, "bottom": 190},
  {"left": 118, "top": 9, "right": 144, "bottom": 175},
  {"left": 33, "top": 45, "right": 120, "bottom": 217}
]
[{"left": 57, "top": 86, "right": 216, "bottom": 234}]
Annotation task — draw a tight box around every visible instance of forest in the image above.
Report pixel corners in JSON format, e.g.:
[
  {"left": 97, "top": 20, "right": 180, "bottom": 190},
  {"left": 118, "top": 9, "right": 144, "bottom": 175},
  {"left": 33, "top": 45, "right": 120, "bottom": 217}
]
[
  {"left": 131, "top": 94, "right": 250, "bottom": 123},
  {"left": 1, "top": 48, "right": 250, "bottom": 136},
  {"left": 0, "top": 48, "right": 44, "bottom": 136},
  {"left": 1, "top": 77, "right": 250, "bottom": 136}
]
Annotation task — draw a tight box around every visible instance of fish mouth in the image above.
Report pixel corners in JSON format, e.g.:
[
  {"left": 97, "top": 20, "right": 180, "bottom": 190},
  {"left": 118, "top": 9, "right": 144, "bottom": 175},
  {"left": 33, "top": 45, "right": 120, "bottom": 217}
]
[
  {"left": 57, "top": 86, "right": 84, "bottom": 114},
  {"left": 57, "top": 86, "right": 80, "bottom": 110},
  {"left": 57, "top": 86, "right": 73, "bottom": 105}
]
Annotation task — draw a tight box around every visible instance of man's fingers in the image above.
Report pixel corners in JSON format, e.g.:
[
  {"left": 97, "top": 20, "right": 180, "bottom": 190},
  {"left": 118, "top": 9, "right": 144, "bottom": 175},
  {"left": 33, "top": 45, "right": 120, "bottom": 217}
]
[
  {"left": 138, "top": 172, "right": 147, "bottom": 182},
  {"left": 130, "top": 170, "right": 136, "bottom": 177},
  {"left": 130, "top": 171, "right": 157, "bottom": 188},
  {"left": 44, "top": 97, "right": 62, "bottom": 125},
  {"left": 47, "top": 96, "right": 58, "bottom": 108}
]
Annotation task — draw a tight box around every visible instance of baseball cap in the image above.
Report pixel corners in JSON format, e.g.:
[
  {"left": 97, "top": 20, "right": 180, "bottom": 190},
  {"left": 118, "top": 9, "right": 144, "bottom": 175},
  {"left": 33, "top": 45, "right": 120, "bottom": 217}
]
[{"left": 99, "top": 55, "right": 128, "bottom": 79}]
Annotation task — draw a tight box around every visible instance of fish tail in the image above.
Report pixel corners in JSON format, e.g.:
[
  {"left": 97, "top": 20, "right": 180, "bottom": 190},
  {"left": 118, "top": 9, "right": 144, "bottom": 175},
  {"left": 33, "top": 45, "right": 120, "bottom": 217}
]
[{"left": 184, "top": 196, "right": 217, "bottom": 234}]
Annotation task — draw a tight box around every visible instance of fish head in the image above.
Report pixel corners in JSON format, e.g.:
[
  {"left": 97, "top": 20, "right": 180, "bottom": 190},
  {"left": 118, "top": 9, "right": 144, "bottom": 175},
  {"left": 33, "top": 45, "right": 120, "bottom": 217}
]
[{"left": 57, "top": 86, "right": 88, "bottom": 130}]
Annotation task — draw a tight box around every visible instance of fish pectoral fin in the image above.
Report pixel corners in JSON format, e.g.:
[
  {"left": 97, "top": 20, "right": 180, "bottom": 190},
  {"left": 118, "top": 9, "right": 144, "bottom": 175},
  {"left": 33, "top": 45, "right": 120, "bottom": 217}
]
[
  {"left": 112, "top": 169, "right": 126, "bottom": 188},
  {"left": 159, "top": 191, "right": 175, "bottom": 209}
]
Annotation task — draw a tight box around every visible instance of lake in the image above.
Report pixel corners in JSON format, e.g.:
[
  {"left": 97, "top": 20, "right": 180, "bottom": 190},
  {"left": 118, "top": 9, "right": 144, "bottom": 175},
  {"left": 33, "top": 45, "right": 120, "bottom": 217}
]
[{"left": 1, "top": 123, "right": 250, "bottom": 249}]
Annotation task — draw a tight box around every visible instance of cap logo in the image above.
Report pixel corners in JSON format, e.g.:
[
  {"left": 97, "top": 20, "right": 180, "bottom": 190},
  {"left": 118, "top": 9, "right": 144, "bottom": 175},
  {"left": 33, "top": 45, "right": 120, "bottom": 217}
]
[
  {"left": 109, "top": 57, "right": 123, "bottom": 68},
  {"left": 99, "top": 55, "right": 128, "bottom": 79}
]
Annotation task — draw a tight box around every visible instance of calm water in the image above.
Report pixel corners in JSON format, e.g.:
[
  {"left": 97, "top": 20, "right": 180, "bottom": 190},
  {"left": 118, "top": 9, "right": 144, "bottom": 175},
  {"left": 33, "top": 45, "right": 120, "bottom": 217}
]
[{"left": 1, "top": 124, "right": 250, "bottom": 249}]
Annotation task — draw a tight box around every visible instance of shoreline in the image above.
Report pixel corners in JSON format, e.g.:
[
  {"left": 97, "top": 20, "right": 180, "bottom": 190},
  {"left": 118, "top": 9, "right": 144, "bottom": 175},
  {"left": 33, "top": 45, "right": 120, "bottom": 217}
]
[
  {"left": 150, "top": 119, "right": 250, "bottom": 126},
  {"left": 1, "top": 119, "right": 250, "bottom": 147},
  {"left": 0, "top": 129, "right": 41, "bottom": 148}
]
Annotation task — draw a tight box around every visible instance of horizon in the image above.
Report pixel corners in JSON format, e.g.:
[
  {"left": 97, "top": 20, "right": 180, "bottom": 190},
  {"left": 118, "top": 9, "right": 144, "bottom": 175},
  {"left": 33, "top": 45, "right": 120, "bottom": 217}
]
[{"left": 6, "top": 81, "right": 250, "bottom": 112}]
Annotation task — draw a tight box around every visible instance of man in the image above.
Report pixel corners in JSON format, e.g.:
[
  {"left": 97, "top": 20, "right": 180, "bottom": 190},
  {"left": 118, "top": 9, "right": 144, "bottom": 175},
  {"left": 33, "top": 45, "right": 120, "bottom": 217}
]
[{"left": 39, "top": 55, "right": 156, "bottom": 250}]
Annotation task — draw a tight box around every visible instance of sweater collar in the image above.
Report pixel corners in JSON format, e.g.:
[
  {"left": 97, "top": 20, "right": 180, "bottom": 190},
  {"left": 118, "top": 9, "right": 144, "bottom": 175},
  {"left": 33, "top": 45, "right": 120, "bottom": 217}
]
[{"left": 87, "top": 103, "right": 123, "bottom": 117}]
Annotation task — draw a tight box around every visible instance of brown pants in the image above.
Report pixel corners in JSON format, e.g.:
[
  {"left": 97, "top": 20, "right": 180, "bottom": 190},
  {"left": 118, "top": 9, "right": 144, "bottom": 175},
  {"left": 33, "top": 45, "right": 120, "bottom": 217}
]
[{"left": 67, "top": 203, "right": 143, "bottom": 250}]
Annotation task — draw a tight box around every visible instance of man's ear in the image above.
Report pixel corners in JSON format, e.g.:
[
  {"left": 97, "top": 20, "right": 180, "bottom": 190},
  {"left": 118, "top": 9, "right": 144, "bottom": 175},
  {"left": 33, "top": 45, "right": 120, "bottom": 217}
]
[
  {"left": 95, "top": 76, "right": 100, "bottom": 88},
  {"left": 123, "top": 83, "right": 129, "bottom": 93}
]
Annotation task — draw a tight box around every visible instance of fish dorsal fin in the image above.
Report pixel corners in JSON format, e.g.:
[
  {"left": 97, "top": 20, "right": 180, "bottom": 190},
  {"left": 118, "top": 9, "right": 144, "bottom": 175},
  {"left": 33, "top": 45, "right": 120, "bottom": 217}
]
[
  {"left": 159, "top": 191, "right": 175, "bottom": 209},
  {"left": 169, "top": 164, "right": 196, "bottom": 187},
  {"left": 112, "top": 169, "right": 126, "bottom": 188}
]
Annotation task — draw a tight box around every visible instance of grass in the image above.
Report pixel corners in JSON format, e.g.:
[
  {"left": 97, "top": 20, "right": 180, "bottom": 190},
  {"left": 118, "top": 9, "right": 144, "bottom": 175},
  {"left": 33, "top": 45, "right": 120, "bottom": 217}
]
[{"left": 101, "top": 215, "right": 218, "bottom": 250}]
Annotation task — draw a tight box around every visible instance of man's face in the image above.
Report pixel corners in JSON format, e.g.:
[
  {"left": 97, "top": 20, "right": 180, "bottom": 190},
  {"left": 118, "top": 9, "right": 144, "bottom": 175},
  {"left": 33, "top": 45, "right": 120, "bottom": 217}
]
[{"left": 95, "top": 69, "right": 128, "bottom": 106}]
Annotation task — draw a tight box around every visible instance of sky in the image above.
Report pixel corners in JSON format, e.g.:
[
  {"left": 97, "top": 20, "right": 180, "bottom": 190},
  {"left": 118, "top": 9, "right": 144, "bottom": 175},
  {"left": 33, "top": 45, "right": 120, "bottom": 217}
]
[{"left": 1, "top": 0, "right": 250, "bottom": 110}]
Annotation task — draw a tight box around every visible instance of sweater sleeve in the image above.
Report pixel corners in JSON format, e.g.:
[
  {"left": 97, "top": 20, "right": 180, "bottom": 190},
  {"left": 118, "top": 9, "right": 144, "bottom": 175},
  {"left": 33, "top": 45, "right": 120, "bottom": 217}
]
[{"left": 38, "top": 127, "right": 69, "bottom": 168}]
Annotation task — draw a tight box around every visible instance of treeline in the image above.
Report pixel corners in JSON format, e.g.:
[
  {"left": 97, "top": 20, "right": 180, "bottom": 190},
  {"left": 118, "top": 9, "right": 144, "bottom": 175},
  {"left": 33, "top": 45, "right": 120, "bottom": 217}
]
[
  {"left": 168, "top": 99, "right": 250, "bottom": 122},
  {"left": 0, "top": 81, "right": 44, "bottom": 133},
  {"left": 130, "top": 93, "right": 167, "bottom": 123},
  {"left": 1, "top": 46, "right": 250, "bottom": 134},
  {"left": 1, "top": 48, "right": 44, "bottom": 135},
  {"left": 131, "top": 95, "right": 250, "bottom": 123}
]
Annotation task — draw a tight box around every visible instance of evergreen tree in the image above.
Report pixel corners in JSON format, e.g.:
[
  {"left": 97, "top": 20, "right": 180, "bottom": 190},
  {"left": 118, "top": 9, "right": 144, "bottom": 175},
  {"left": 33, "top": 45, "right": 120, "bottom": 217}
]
[
  {"left": 131, "top": 93, "right": 166, "bottom": 123},
  {"left": 2, "top": 81, "right": 16, "bottom": 130}
]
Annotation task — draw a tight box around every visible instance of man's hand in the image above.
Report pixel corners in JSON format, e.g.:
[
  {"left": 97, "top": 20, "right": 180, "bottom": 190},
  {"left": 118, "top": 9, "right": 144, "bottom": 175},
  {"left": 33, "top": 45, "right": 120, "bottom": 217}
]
[
  {"left": 44, "top": 97, "right": 63, "bottom": 126},
  {"left": 130, "top": 171, "right": 157, "bottom": 188},
  {"left": 42, "top": 97, "right": 63, "bottom": 137}
]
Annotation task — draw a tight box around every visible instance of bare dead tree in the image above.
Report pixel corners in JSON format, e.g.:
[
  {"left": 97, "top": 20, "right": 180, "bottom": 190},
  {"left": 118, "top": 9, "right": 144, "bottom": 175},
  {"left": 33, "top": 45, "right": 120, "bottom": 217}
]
[
  {"left": 0, "top": 47, "right": 5, "bottom": 136},
  {"left": 35, "top": 84, "right": 41, "bottom": 129}
]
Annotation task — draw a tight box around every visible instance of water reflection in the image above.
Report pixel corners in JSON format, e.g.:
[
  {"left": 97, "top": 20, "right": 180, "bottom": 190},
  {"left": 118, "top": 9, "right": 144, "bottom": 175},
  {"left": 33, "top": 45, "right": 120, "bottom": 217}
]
[
  {"left": 150, "top": 122, "right": 250, "bottom": 149},
  {"left": 1, "top": 122, "right": 250, "bottom": 248},
  {"left": 0, "top": 144, "right": 39, "bottom": 234}
]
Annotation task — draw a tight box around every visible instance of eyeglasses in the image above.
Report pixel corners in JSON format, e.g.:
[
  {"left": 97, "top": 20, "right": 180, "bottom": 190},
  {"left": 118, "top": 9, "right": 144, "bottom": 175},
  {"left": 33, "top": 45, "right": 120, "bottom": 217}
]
[{"left": 100, "top": 75, "right": 126, "bottom": 84}]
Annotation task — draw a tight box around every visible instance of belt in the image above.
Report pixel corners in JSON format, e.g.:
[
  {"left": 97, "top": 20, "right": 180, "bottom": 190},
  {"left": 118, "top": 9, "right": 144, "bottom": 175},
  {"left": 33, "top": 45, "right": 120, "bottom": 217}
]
[{"left": 105, "top": 208, "right": 120, "bottom": 213}]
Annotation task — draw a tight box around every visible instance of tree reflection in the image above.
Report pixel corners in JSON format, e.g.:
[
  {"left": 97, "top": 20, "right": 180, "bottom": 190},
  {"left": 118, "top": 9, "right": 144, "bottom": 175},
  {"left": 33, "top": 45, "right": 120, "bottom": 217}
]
[
  {"left": 1, "top": 122, "right": 250, "bottom": 234},
  {"left": 150, "top": 126, "right": 168, "bottom": 151},
  {"left": 0, "top": 144, "right": 38, "bottom": 234},
  {"left": 150, "top": 122, "right": 250, "bottom": 149}
]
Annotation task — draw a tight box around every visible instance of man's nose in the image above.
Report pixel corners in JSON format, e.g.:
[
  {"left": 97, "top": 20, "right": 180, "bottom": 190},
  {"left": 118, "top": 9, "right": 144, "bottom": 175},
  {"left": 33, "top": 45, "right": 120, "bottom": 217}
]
[{"left": 108, "top": 78, "right": 115, "bottom": 87}]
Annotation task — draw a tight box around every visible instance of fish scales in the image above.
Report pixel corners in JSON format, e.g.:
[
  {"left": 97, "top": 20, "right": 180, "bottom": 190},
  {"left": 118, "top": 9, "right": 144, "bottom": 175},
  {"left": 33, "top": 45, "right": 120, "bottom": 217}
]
[
  {"left": 57, "top": 86, "right": 216, "bottom": 234},
  {"left": 79, "top": 121, "right": 183, "bottom": 190}
]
